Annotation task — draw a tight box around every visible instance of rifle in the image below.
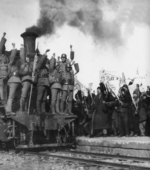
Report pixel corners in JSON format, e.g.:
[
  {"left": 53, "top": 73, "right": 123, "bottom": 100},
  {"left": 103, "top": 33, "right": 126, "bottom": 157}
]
[
  {"left": 27, "top": 43, "right": 39, "bottom": 114},
  {"left": 27, "top": 47, "right": 50, "bottom": 114}
]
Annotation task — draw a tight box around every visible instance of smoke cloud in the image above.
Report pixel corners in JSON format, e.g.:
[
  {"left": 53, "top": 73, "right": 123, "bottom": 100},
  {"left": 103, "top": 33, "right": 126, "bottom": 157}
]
[{"left": 26, "top": 0, "right": 150, "bottom": 45}]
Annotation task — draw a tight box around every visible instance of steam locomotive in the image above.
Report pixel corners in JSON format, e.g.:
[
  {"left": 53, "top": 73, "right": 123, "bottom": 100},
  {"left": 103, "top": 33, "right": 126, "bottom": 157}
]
[{"left": 0, "top": 32, "right": 77, "bottom": 151}]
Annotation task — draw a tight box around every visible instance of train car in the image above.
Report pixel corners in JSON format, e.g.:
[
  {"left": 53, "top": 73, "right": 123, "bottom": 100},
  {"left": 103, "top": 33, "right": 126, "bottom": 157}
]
[
  {"left": 0, "top": 31, "right": 77, "bottom": 151},
  {"left": 0, "top": 108, "right": 76, "bottom": 150}
]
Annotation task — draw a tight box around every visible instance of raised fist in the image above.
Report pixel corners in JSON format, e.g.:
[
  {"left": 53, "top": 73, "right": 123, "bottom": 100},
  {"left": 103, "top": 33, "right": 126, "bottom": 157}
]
[
  {"left": 12, "top": 43, "right": 16, "bottom": 49},
  {"left": 70, "top": 45, "right": 72, "bottom": 50},
  {"left": 3, "top": 32, "right": 6, "bottom": 37},
  {"left": 45, "top": 49, "right": 50, "bottom": 53},
  {"left": 12, "top": 43, "right": 15, "bottom": 47}
]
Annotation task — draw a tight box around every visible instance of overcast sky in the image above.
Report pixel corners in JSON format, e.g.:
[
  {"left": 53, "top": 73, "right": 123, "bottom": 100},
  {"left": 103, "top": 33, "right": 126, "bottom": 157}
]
[{"left": 0, "top": 0, "right": 150, "bottom": 90}]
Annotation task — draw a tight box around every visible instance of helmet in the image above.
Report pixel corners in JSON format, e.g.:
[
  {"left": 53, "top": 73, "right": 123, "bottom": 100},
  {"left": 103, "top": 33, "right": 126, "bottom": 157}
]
[
  {"left": 61, "top": 53, "right": 67, "bottom": 58},
  {"left": 66, "top": 63, "right": 72, "bottom": 68}
]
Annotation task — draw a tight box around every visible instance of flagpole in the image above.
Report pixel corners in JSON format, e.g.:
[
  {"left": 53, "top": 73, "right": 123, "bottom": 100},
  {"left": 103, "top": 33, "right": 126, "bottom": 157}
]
[{"left": 28, "top": 83, "right": 33, "bottom": 114}]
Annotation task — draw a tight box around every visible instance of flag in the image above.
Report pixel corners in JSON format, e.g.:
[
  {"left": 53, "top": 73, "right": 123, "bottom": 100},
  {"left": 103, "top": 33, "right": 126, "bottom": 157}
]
[
  {"left": 73, "top": 77, "right": 88, "bottom": 100},
  {"left": 119, "top": 72, "right": 126, "bottom": 87},
  {"left": 88, "top": 83, "right": 93, "bottom": 92},
  {"left": 99, "top": 69, "right": 121, "bottom": 94},
  {"left": 128, "top": 79, "right": 134, "bottom": 86}
]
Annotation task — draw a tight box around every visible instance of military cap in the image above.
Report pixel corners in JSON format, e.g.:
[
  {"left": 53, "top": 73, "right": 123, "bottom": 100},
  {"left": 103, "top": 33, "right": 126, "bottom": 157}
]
[{"left": 66, "top": 63, "right": 72, "bottom": 68}]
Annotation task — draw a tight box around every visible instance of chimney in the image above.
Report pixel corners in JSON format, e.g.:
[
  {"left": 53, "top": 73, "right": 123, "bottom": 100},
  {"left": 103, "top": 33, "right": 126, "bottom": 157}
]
[{"left": 20, "top": 32, "right": 38, "bottom": 61}]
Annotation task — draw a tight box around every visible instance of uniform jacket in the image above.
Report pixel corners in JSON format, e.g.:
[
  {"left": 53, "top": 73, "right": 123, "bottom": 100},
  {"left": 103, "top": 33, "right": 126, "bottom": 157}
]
[
  {"left": 59, "top": 60, "right": 70, "bottom": 75},
  {"left": 59, "top": 62, "right": 67, "bottom": 74},
  {"left": 50, "top": 69, "right": 62, "bottom": 89},
  {"left": 20, "top": 62, "right": 33, "bottom": 82},
  {"left": 0, "top": 54, "right": 9, "bottom": 84},
  {"left": 36, "top": 54, "right": 49, "bottom": 86},
  {"left": 62, "top": 71, "right": 74, "bottom": 91},
  {"left": 8, "top": 65, "right": 21, "bottom": 84}
]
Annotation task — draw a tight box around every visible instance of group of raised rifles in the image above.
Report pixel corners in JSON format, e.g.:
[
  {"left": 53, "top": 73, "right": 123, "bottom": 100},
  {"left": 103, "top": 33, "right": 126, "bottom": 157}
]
[{"left": 0, "top": 33, "right": 79, "bottom": 116}]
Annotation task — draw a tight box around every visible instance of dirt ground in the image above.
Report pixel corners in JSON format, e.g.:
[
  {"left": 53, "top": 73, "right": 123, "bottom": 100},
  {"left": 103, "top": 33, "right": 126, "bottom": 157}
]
[{"left": 0, "top": 150, "right": 120, "bottom": 170}]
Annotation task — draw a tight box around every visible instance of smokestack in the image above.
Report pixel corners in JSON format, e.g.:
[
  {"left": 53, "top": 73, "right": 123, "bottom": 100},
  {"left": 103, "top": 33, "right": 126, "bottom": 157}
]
[{"left": 20, "top": 32, "right": 38, "bottom": 61}]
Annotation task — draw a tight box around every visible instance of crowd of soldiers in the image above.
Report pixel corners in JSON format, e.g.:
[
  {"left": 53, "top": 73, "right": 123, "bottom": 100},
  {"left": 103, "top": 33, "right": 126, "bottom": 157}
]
[
  {"left": 73, "top": 83, "right": 150, "bottom": 137},
  {"left": 0, "top": 32, "right": 79, "bottom": 116}
]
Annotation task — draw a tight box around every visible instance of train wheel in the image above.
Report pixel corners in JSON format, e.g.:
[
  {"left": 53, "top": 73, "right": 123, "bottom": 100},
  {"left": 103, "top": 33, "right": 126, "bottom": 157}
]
[{"left": 13, "top": 130, "right": 21, "bottom": 149}]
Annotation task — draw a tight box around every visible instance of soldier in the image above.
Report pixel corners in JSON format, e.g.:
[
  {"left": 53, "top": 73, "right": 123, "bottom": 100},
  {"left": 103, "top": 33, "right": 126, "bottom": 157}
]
[
  {"left": 49, "top": 61, "right": 62, "bottom": 115},
  {"left": 60, "top": 63, "right": 74, "bottom": 115},
  {"left": 0, "top": 54, "right": 9, "bottom": 105},
  {"left": 19, "top": 45, "right": 33, "bottom": 113},
  {"left": 36, "top": 50, "right": 50, "bottom": 115},
  {"left": 0, "top": 33, "right": 9, "bottom": 105},
  {"left": 6, "top": 43, "right": 21, "bottom": 115},
  {"left": 59, "top": 53, "right": 68, "bottom": 73}
]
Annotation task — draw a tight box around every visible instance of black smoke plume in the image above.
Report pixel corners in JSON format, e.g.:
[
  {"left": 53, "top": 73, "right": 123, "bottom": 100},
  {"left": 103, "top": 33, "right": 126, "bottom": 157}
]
[{"left": 26, "top": 0, "right": 150, "bottom": 44}]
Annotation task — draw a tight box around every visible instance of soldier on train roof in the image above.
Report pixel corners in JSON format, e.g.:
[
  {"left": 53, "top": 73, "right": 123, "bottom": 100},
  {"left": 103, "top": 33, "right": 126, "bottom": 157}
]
[
  {"left": 49, "top": 61, "right": 62, "bottom": 115},
  {"left": 19, "top": 45, "right": 33, "bottom": 113},
  {"left": 36, "top": 49, "right": 50, "bottom": 115},
  {"left": 61, "top": 63, "right": 74, "bottom": 115},
  {"left": 6, "top": 43, "right": 21, "bottom": 115}
]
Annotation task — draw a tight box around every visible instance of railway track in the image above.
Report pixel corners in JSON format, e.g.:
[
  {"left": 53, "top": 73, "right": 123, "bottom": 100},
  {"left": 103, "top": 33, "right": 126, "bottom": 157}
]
[
  {"left": 68, "top": 150, "right": 150, "bottom": 162},
  {"left": 25, "top": 150, "right": 150, "bottom": 170}
]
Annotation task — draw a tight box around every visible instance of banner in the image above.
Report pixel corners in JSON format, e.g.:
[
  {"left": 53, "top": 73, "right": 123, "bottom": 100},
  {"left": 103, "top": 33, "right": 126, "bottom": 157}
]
[
  {"left": 99, "top": 70, "right": 121, "bottom": 94},
  {"left": 100, "top": 70, "right": 121, "bottom": 82},
  {"left": 128, "top": 68, "right": 149, "bottom": 94}
]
